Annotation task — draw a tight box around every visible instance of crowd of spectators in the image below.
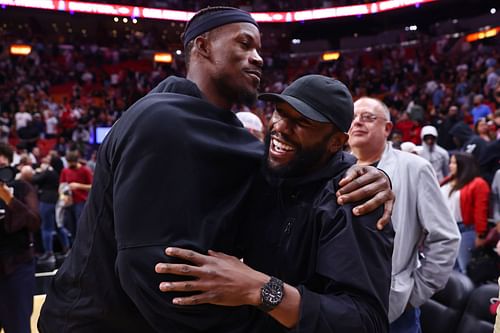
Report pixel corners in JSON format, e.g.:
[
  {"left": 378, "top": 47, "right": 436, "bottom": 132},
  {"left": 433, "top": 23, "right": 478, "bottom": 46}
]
[{"left": 0, "top": 21, "right": 499, "bottom": 275}]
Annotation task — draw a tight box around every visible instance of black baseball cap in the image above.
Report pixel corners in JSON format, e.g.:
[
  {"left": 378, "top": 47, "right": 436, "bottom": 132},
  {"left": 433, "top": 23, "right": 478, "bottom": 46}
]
[{"left": 259, "top": 74, "right": 353, "bottom": 132}]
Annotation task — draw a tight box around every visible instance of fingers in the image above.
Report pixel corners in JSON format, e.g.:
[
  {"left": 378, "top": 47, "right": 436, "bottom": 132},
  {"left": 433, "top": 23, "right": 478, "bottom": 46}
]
[
  {"left": 165, "top": 247, "right": 208, "bottom": 265},
  {"left": 338, "top": 165, "right": 368, "bottom": 188},
  {"left": 207, "top": 249, "right": 236, "bottom": 260},
  {"left": 338, "top": 176, "right": 385, "bottom": 205},
  {"left": 172, "top": 292, "right": 219, "bottom": 305},
  {"left": 337, "top": 168, "right": 382, "bottom": 203},
  {"left": 155, "top": 262, "right": 205, "bottom": 277},
  {"left": 376, "top": 197, "right": 394, "bottom": 230},
  {"left": 159, "top": 280, "right": 208, "bottom": 292},
  {"left": 350, "top": 187, "right": 393, "bottom": 217}
]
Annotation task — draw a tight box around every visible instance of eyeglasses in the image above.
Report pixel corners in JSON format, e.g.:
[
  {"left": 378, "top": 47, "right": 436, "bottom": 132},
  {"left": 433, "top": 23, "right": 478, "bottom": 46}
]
[{"left": 353, "top": 112, "right": 385, "bottom": 123}]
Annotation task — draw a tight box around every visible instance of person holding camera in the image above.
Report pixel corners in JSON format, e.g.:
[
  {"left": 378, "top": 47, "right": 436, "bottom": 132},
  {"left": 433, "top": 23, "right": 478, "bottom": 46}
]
[
  {"left": 32, "top": 154, "right": 71, "bottom": 270},
  {"left": 0, "top": 142, "right": 40, "bottom": 333}
]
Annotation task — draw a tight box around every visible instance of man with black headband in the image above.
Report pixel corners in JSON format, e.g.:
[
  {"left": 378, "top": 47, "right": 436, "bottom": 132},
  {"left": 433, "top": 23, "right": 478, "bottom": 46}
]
[{"left": 39, "top": 7, "right": 393, "bottom": 333}]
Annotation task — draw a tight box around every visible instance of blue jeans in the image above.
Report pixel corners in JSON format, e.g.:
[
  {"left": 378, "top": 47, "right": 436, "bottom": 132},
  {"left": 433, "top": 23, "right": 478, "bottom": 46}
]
[
  {"left": 0, "top": 260, "right": 35, "bottom": 333},
  {"left": 456, "top": 223, "right": 476, "bottom": 274},
  {"left": 390, "top": 307, "right": 421, "bottom": 333},
  {"left": 40, "top": 202, "right": 71, "bottom": 253},
  {"left": 64, "top": 201, "right": 86, "bottom": 236}
]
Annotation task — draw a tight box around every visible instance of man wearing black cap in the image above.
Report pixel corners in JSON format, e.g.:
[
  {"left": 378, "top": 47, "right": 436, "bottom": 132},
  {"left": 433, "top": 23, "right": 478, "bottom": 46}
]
[
  {"left": 39, "top": 7, "right": 393, "bottom": 333},
  {"left": 156, "top": 75, "right": 394, "bottom": 332}
]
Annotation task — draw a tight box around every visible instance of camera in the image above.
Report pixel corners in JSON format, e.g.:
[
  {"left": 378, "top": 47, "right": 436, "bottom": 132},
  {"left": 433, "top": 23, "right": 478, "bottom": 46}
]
[{"left": 0, "top": 166, "right": 15, "bottom": 184}]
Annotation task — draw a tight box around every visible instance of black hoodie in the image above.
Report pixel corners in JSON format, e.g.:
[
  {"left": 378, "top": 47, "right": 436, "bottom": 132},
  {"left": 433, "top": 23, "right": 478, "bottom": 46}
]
[
  {"left": 449, "top": 122, "right": 488, "bottom": 161},
  {"left": 39, "top": 76, "right": 266, "bottom": 333}
]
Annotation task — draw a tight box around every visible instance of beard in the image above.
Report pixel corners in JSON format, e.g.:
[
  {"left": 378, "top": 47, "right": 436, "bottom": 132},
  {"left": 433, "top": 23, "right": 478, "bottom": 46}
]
[
  {"left": 263, "top": 131, "right": 331, "bottom": 179},
  {"left": 214, "top": 73, "right": 258, "bottom": 107}
]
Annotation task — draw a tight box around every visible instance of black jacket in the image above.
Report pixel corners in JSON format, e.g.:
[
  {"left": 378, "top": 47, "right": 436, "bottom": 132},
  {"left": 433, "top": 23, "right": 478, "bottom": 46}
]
[
  {"left": 240, "top": 151, "right": 394, "bottom": 332},
  {"left": 0, "top": 180, "right": 40, "bottom": 276},
  {"left": 32, "top": 169, "right": 59, "bottom": 204},
  {"left": 39, "top": 76, "right": 265, "bottom": 332}
]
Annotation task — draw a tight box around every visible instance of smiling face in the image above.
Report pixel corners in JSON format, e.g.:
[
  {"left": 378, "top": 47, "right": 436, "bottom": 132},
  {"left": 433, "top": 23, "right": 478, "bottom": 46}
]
[
  {"left": 207, "top": 22, "right": 263, "bottom": 106},
  {"left": 349, "top": 99, "right": 392, "bottom": 150},
  {"left": 265, "top": 102, "right": 346, "bottom": 177},
  {"left": 348, "top": 98, "right": 393, "bottom": 164}
]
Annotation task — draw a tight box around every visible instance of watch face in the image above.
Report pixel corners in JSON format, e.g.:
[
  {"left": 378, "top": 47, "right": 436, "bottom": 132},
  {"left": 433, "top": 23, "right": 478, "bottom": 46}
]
[{"left": 262, "top": 278, "right": 284, "bottom": 306}]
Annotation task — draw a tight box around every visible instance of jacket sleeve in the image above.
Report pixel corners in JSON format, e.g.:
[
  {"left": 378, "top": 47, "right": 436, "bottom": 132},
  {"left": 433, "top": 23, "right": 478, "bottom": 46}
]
[
  {"left": 292, "top": 203, "right": 393, "bottom": 333},
  {"left": 442, "top": 150, "right": 450, "bottom": 178},
  {"left": 409, "top": 163, "right": 460, "bottom": 307},
  {"left": 3, "top": 182, "right": 40, "bottom": 233},
  {"left": 493, "top": 171, "right": 500, "bottom": 223},
  {"left": 472, "top": 178, "right": 490, "bottom": 235}
]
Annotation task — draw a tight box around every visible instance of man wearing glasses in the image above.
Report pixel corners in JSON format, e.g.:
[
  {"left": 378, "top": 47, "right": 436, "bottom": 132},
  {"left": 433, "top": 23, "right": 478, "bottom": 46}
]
[{"left": 348, "top": 97, "right": 460, "bottom": 333}]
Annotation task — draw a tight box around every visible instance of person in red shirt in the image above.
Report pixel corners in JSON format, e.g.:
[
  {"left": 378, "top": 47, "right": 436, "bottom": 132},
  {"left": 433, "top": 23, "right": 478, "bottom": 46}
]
[{"left": 60, "top": 150, "right": 92, "bottom": 236}]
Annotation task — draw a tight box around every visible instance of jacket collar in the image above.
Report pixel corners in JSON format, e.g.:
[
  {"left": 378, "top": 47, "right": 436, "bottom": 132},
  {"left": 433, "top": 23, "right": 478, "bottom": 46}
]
[{"left": 149, "top": 76, "right": 205, "bottom": 99}]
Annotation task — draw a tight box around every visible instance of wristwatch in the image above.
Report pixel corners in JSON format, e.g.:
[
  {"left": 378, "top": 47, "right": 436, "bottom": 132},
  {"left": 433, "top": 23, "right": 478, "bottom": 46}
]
[{"left": 259, "top": 276, "right": 284, "bottom": 312}]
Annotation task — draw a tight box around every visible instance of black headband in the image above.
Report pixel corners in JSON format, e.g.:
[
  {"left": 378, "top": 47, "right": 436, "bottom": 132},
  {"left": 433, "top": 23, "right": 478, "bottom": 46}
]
[{"left": 183, "top": 8, "right": 258, "bottom": 49}]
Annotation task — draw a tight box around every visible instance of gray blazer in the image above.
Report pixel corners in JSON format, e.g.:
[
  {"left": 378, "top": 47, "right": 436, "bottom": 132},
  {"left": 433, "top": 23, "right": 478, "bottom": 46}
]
[{"left": 379, "top": 143, "right": 460, "bottom": 322}]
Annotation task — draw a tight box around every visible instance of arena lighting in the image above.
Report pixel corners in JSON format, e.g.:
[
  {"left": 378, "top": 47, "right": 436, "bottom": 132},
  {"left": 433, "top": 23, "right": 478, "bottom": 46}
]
[
  {"left": 321, "top": 52, "right": 340, "bottom": 61},
  {"left": 0, "top": 0, "right": 438, "bottom": 23},
  {"left": 465, "top": 27, "right": 499, "bottom": 42},
  {"left": 10, "top": 44, "right": 31, "bottom": 55},
  {"left": 154, "top": 52, "right": 172, "bottom": 63}
]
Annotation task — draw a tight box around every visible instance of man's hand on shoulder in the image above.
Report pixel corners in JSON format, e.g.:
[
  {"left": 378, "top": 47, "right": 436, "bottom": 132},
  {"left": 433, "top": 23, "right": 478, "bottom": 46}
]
[{"left": 336, "top": 165, "right": 394, "bottom": 230}]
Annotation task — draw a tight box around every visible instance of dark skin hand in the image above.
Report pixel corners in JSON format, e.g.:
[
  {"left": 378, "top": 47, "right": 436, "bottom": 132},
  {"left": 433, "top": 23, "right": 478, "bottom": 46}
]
[
  {"left": 155, "top": 248, "right": 300, "bottom": 328},
  {"left": 337, "top": 164, "right": 394, "bottom": 230}
]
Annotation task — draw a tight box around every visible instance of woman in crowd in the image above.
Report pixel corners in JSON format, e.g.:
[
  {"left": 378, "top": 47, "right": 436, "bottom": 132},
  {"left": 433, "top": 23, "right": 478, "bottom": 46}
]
[
  {"left": 475, "top": 117, "right": 492, "bottom": 142},
  {"left": 441, "top": 152, "right": 490, "bottom": 273}
]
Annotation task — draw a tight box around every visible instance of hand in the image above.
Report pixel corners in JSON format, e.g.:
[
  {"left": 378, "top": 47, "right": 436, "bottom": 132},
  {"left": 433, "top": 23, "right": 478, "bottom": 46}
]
[
  {"left": 69, "top": 182, "right": 80, "bottom": 190},
  {"left": 155, "top": 247, "right": 269, "bottom": 307},
  {"left": 475, "top": 236, "right": 487, "bottom": 248},
  {"left": 0, "top": 183, "right": 13, "bottom": 205},
  {"left": 337, "top": 165, "right": 394, "bottom": 230}
]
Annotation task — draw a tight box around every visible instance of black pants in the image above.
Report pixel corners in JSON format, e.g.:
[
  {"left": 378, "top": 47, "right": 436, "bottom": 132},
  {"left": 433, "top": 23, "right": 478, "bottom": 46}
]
[{"left": 0, "top": 260, "right": 35, "bottom": 333}]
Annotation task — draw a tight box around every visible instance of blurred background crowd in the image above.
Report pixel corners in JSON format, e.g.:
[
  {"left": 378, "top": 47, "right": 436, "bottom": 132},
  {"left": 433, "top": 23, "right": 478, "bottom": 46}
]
[{"left": 0, "top": 0, "right": 499, "bottom": 331}]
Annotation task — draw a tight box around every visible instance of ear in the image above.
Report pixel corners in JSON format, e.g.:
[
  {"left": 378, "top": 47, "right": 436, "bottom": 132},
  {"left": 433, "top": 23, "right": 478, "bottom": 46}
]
[
  {"left": 328, "top": 132, "right": 349, "bottom": 153},
  {"left": 384, "top": 122, "right": 393, "bottom": 138},
  {"left": 194, "top": 35, "right": 210, "bottom": 60}
]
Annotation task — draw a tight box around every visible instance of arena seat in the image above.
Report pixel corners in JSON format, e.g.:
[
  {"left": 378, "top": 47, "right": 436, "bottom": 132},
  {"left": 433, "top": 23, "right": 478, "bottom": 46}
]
[
  {"left": 420, "top": 271, "right": 475, "bottom": 333},
  {"left": 37, "top": 138, "right": 57, "bottom": 156},
  {"left": 456, "top": 283, "right": 498, "bottom": 333}
]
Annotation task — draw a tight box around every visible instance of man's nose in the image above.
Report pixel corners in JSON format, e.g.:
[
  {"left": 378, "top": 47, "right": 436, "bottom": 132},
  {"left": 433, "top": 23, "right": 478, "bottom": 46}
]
[
  {"left": 250, "top": 49, "right": 263, "bottom": 68},
  {"left": 351, "top": 114, "right": 363, "bottom": 126}
]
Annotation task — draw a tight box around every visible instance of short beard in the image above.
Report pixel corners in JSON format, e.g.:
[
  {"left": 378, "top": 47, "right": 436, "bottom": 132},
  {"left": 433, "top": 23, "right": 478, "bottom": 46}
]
[
  {"left": 263, "top": 131, "right": 331, "bottom": 179},
  {"left": 215, "top": 75, "right": 258, "bottom": 107}
]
